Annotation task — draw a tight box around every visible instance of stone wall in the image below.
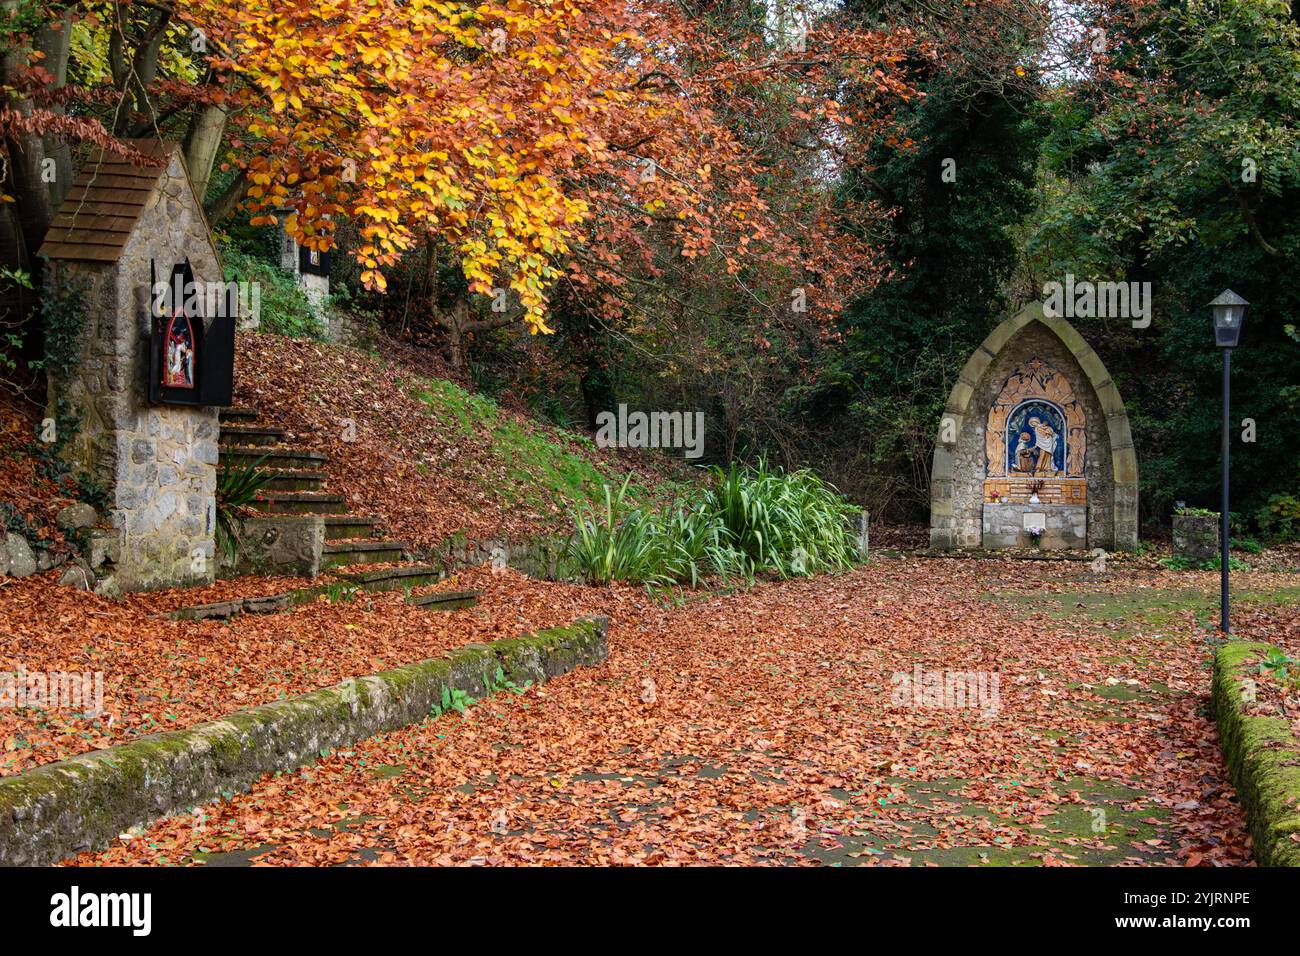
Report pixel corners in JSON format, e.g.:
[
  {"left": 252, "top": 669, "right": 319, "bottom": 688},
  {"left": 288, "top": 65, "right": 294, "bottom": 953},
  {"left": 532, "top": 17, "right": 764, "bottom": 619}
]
[
  {"left": 982, "top": 503, "right": 1087, "bottom": 549},
  {"left": 1212, "top": 641, "right": 1300, "bottom": 866},
  {"left": 0, "top": 617, "right": 609, "bottom": 866},
  {"left": 48, "top": 153, "right": 222, "bottom": 593}
]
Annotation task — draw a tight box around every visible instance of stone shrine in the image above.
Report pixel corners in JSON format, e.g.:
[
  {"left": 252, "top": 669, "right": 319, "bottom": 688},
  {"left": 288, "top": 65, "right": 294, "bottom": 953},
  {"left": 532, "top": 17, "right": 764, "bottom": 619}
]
[
  {"left": 40, "top": 140, "right": 225, "bottom": 593},
  {"left": 929, "top": 303, "right": 1138, "bottom": 551}
]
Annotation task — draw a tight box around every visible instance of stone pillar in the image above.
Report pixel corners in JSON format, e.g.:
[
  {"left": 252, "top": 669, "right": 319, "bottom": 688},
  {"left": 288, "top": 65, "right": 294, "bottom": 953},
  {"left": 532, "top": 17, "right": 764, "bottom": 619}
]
[
  {"left": 48, "top": 259, "right": 219, "bottom": 595},
  {"left": 854, "top": 511, "right": 869, "bottom": 559},
  {"left": 1172, "top": 512, "right": 1220, "bottom": 562}
]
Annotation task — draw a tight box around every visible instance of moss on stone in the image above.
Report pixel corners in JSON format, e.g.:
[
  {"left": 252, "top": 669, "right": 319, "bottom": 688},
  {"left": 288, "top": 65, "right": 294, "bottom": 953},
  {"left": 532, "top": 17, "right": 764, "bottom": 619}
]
[
  {"left": 1213, "top": 640, "right": 1300, "bottom": 867},
  {"left": 0, "top": 615, "right": 607, "bottom": 865}
]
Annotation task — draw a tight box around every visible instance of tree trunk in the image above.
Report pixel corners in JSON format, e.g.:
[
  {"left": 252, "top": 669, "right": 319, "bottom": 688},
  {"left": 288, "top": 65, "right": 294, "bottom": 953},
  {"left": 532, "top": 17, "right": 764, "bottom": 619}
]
[
  {"left": 205, "top": 170, "right": 248, "bottom": 223},
  {"left": 443, "top": 296, "right": 470, "bottom": 370},
  {"left": 183, "top": 102, "right": 229, "bottom": 203},
  {"left": 1, "top": 1, "right": 55, "bottom": 271},
  {"left": 36, "top": 8, "right": 74, "bottom": 209}
]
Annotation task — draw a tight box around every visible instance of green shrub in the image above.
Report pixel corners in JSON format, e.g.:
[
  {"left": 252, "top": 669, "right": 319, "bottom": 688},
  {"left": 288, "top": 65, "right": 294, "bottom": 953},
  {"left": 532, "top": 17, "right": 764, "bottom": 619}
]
[
  {"left": 215, "top": 456, "right": 274, "bottom": 562},
  {"left": 703, "top": 459, "right": 860, "bottom": 577},
  {"left": 565, "top": 477, "right": 679, "bottom": 586},
  {"left": 1231, "top": 537, "right": 1264, "bottom": 554},
  {"left": 221, "top": 245, "right": 324, "bottom": 339},
  {"left": 1258, "top": 494, "right": 1300, "bottom": 543},
  {"left": 564, "top": 461, "right": 860, "bottom": 586}
]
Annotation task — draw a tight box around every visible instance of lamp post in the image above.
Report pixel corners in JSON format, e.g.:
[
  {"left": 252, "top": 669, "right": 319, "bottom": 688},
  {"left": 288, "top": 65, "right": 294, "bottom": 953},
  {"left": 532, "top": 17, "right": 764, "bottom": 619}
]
[{"left": 1209, "top": 289, "right": 1248, "bottom": 633}]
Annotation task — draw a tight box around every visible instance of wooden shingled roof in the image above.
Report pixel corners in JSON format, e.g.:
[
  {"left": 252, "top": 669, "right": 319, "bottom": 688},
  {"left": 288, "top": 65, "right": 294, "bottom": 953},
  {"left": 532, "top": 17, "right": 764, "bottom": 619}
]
[{"left": 41, "top": 140, "right": 183, "bottom": 263}]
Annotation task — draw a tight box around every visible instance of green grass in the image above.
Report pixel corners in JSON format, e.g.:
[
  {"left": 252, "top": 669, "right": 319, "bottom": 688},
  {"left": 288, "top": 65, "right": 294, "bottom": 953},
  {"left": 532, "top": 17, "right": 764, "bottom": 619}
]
[
  {"left": 412, "top": 378, "right": 676, "bottom": 517},
  {"left": 221, "top": 245, "right": 324, "bottom": 339}
]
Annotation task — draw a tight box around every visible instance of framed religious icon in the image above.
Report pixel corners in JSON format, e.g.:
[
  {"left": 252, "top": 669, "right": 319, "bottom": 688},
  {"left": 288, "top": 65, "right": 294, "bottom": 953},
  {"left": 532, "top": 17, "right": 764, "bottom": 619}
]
[
  {"left": 299, "top": 243, "right": 330, "bottom": 277},
  {"left": 149, "top": 259, "right": 207, "bottom": 406}
]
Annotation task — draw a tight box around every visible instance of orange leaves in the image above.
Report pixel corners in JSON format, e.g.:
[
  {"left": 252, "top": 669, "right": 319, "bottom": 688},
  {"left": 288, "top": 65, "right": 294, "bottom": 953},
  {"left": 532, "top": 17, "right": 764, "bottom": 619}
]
[
  {"left": 173, "top": 0, "right": 925, "bottom": 333},
  {"left": 63, "top": 550, "right": 1286, "bottom": 866}
]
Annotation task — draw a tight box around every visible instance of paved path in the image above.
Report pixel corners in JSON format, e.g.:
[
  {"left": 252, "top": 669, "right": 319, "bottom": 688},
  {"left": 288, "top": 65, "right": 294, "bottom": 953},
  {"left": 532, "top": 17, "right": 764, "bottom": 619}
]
[{"left": 82, "top": 558, "right": 1290, "bottom": 866}]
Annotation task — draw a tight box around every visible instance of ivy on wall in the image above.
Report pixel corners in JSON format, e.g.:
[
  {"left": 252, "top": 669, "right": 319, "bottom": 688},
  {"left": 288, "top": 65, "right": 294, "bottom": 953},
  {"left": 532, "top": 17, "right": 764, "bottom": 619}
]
[{"left": 32, "top": 267, "right": 103, "bottom": 509}]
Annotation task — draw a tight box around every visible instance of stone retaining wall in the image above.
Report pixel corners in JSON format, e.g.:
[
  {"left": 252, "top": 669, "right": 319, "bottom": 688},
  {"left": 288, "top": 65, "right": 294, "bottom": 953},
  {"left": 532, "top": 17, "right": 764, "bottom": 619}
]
[
  {"left": 0, "top": 616, "right": 608, "bottom": 866},
  {"left": 1212, "top": 640, "right": 1300, "bottom": 866}
]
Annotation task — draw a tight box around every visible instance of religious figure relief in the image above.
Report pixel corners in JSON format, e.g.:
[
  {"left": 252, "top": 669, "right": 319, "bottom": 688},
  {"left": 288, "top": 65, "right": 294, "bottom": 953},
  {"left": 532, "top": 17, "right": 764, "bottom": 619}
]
[
  {"left": 1067, "top": 425, "right": 1087, "bottom": 476},
  {"left": 985, "top": 359, "right": 1086, "bottom": 479},
  {"left": 162, "top": 313, "right": 196, "bottom": 389},
  {"left": 1007, "top": 402, "right": 1065, "bottom": 477}
]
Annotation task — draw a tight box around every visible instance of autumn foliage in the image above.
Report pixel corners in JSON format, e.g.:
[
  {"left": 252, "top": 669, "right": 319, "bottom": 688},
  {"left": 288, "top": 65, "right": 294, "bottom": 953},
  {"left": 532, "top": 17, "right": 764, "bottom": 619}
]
[{"left": 2, "top": 0, "right": 928, "bottom": 332}]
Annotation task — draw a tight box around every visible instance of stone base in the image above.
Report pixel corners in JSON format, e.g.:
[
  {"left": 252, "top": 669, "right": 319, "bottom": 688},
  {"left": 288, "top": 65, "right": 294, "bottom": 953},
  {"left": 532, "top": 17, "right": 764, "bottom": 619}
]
[
  {"left": 982, "top": 502, "right": 1086, "bottom": 549},
  {"left": 219, "top": 514, "right": 324, "bottom": 578},
  {"left": 1172, "top": 513, "right": 1220, "bottom": 562}
]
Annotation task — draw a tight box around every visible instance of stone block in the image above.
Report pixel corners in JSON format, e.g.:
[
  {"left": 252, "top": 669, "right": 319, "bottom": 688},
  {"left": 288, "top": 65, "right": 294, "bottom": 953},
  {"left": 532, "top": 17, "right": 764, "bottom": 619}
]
[
  {"left": 1172, "top": 513, "right": 1220, "bottom": 562},
  {"left": 59, "top": 565, "right": 92, "bottom": 591},
  {"left": 55, "top": 503, "right": 97, "bottom": 532},
  {"left": 221, "top": 515, "right": 325, "bottom": 578},
  {"left": 3, "top": 534, "right": 37, "bottom": 577}
]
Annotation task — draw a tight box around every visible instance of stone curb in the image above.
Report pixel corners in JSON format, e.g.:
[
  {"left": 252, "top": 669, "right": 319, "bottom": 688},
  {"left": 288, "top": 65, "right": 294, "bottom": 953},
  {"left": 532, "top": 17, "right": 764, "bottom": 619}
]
[
  {"left": 1212, "top": 640, "right": 1300, "bottom": 867},
  {"left": 0, "top": 616, "right": 608, "bottom": 866}
]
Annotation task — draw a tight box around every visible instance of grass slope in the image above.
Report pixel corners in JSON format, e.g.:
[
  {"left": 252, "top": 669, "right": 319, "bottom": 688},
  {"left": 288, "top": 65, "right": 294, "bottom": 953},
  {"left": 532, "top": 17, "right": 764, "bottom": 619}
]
[{"left": 234, "top": 332, "right": 693, "bottom": 553}]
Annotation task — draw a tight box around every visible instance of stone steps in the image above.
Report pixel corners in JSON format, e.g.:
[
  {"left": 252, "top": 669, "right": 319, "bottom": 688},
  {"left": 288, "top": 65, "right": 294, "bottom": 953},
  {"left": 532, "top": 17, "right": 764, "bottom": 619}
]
[
  {"left": 321, "top": 539, "right": 408, "bottom": 569},
  {"left": 406, "top": 588, "right": 481, "bottom": 611},
  {"left": 257, "top": 468, "right": 328, "bottom": 492},
  {"left": 220, "top": 445, "right": 327, "bottom": 472},
  {"left": 324, "top": 516, "right": 379, "bottom": 541},
  {"left": 218, "top": 406, "right": 261, "bottom": 424},
  {"left": 342, "top": 564, "right": 444, "bottom": 593},
  {"left": 218, "top": 425, "right": 287, "bottom": 447},
  {"left": 217, "top": 406, "right": 428, "bottom": 585},
  {"left": 247, "top": 491, "right": 347, "bottom": 515}
]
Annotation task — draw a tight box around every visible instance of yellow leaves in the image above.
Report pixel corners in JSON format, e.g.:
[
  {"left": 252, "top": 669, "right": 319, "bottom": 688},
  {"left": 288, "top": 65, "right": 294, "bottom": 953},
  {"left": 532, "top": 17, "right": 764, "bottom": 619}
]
[{"left": 191, "top": 0, "right": 636, "bottom": 336}]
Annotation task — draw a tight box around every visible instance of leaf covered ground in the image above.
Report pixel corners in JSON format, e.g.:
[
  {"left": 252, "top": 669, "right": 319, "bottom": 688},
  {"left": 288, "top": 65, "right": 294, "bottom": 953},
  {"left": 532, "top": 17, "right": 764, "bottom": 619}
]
[
  {"left": 67, "top": 557, "right": 1300, "bottom": 867},
  {"left": 0, "top": 566, "right": 621, "bottom": 776}
]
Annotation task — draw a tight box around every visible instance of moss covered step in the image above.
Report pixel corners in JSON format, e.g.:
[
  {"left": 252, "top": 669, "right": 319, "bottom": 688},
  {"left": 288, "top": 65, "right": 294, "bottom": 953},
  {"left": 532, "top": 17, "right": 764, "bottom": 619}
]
[
  {"left": 247, "top": 491, "right": 347, "bottom": 515},
  {"left": 325, "top": 516, "right": 379, "bottom": 541},
  {"left": 221, "top": 445, "right": 327, "bottom": 471},
  {"left": 344, "top": 564, "right": 444, "bottom": 593},
  {"left": 0, "top": 616, "right": 609, "bottom": 866},
  {"left": 259, "top": 469, "right": 328, "bottom": 493},
  {"left": 218, "top": 425, "right": 287, "bottom": 447},
  {"left": 407, "top": 588, "right": 481, "bottom": 611},
  {"left": 322, "top": 540, "right": 408, "bottom": 569},
  {"left": 1213, "top": 640, "right": 1300, "bottom": 866},
  {"left": 218, "top": 406, "right": 261, "bottom": 423}
]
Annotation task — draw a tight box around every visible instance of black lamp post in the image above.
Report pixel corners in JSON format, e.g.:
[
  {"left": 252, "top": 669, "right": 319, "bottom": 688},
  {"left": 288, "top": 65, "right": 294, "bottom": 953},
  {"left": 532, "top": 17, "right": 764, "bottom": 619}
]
[{"left": 1209, "top": 289, "right": 1248, "bottom": 633}]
